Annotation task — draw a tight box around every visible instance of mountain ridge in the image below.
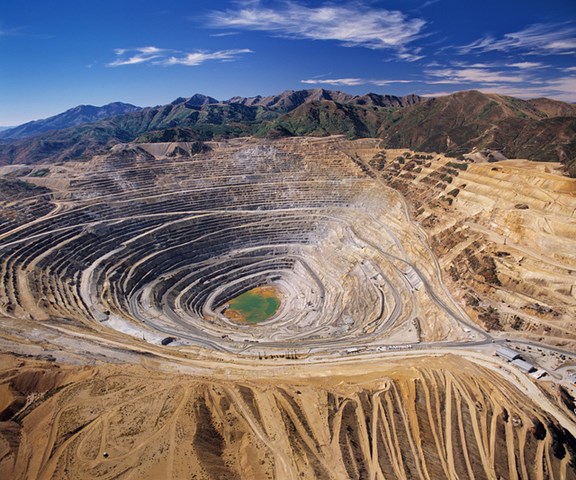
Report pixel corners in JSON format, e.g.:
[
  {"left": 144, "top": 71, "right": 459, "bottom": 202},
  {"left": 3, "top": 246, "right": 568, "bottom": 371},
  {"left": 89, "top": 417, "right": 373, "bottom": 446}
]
[
  {"left": 0, "top": 89, "right": 574, "bottom": 176},
  {"left": 0, "top": 101, "right": 141, "bottom": 140},
  {"left": 225, "top": 88, "right": 421, "bottom": 110}
]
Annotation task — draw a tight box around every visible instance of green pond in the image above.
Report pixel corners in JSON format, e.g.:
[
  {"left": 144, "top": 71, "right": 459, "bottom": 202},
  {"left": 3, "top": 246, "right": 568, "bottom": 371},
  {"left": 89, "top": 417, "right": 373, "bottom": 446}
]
[{"left": 226, "top": 288, "right": 281, "bottom": 324}]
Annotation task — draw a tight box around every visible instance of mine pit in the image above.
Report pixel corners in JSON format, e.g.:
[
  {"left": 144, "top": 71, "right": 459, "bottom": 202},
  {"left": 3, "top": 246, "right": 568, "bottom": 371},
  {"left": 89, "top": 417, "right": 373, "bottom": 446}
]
[{"left": 0, "top": 137, "right": 474, "bottom": 353}]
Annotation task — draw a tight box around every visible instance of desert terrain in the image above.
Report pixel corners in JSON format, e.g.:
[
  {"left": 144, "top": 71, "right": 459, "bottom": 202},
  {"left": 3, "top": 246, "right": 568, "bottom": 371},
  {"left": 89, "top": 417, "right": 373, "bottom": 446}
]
[{"left": 0, "top": 136, "right": 575, "bottom": 479}]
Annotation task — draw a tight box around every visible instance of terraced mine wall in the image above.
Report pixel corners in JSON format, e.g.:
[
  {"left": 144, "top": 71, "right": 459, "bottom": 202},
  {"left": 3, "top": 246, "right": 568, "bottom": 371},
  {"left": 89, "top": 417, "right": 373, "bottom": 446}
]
[
  {"left": 363, "top": 150, "right": 576, "bottom": 351},
  {"left": 0, "top": 138, "right": 474, "bottom": 353}
]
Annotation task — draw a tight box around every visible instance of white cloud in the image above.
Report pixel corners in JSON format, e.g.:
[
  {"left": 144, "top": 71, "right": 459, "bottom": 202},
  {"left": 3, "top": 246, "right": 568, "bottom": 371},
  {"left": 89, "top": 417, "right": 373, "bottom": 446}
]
[
  {"left": 396, "top": 51, "right": 425, "bottom": 62},
  {"left": 427, "top": 68, "right": 527, "bottom": 84},
  {"left": 419, "top": 0, "right": 441, "bottom": 9},
  {"left": 301, "top": 78, "right": 365, "bottom": 86},
  {"left": 108, "top": 46, "right": 169, "bottom": 67},
  {"left": 108, "top": 47, "right": 252, "bottom": 67},
  {"left": 164, "top": 49, "right": 253, "bottom": 66},
  {"left": 419, "top": 91, "right": 452, "bottom": 97},
  {"left": 475, "top": 78, "right": 576, "bottom": 101},
  {"left": 465, "top": 63, "right": 494, "bottom": 68},
  {"left": 209, "top": 1, "right": 425, "bottom": 59},
  {"left": 458, "top": 23, "right": 576, "bottom": 55},
  {"left": 138, "top": 46, "right": 165, "bottom": 54},
  {"left": 563, "top": 66, "right": 576, "bottom": 72},
  {"left": 507, "top": 61, "right": 545, "bottom": 69},
  {"left": 301, "top": 78, "right": 412, "bottom": 87},
  {"left": 371, "top": 79, "right": 413, "bottom": 86},
  {"left": 452, "top": 61, "right": 548, "bottom": 70},
  {"left": 424, "top": 63, "right": 576, "bottom": 102},
  {"left": 209, "top": 32, "right": 240, "bottom": 37},
  {"left": 0, "top": 23, "right": 24, "bottom": 37}
]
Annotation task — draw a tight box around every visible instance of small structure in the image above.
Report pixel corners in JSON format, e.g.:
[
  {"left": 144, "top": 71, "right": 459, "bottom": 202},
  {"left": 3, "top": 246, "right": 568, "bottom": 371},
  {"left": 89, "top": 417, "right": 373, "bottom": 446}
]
[
  {"left": 496, "top": 347, "right": 520, "bottom": 362},
  {"left": 511, "top": 359, "right": 535, "bottom": 373}
]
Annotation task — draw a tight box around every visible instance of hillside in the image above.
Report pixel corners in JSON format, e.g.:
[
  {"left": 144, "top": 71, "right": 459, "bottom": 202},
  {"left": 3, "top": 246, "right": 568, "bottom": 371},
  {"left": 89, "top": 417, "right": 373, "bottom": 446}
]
[
  {"left": 225, "top": 88, "right": 420, "bottom": 111},
  {"left": 0, "top": 89, "right": 574, "bottom": 176},
  {"left": 378, "top": 91, "right": 576, "bottom": 175},
  {"left": 2, "top": 353, "right": 574, "bottom": 480},
  {"left": 0, "top": 90, "right": 416, "bottom": 164}
]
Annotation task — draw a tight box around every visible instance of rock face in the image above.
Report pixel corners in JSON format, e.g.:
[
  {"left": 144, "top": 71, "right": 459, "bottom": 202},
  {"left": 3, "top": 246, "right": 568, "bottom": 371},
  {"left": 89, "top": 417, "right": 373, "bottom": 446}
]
[
  {"left": 361, "top": 149, "right": 576, "bottom": 350},
  {"left": 0, "top": 138, "right": 471, "bottom": 350}
]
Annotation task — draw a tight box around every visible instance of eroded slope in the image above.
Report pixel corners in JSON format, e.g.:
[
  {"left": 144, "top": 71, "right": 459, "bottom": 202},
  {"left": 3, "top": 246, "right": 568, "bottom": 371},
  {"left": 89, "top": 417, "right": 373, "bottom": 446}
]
[{"left": 1, "top": 354, "right": 575, "bottom": 480}]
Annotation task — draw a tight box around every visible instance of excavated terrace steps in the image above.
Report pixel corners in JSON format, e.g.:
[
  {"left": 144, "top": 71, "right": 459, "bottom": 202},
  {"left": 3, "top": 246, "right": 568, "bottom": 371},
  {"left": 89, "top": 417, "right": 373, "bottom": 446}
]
[{"left": 0, "top": 138, "right": 469, "bottom": 351}]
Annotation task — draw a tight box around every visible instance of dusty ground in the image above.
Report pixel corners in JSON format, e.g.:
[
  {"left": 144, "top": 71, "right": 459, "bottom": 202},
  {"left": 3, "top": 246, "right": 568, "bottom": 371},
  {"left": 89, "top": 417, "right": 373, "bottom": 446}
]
[{"left": 1, "top": 352, "right": 575, "bottom": 480}]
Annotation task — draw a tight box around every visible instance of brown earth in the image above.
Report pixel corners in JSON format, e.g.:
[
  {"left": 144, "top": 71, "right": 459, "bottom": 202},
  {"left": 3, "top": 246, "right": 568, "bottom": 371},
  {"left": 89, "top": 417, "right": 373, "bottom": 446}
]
[{"left": 0, "top": 353, "right": 575, "bottom": 480}]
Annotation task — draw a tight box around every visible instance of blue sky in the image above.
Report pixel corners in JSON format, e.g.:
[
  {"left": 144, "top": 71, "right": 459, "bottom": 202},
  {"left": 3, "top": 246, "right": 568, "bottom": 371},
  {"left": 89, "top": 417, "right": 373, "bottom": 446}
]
[{"left": 1, "top": 0, "right": 575, "bottom": 125}]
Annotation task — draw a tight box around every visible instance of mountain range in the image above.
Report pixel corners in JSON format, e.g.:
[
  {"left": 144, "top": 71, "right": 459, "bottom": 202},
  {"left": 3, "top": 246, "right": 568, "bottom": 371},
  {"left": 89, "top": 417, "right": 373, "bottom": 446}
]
[
  {"left": 0, "top": 89, "right": 574, "bottom": 176},
  {"left": 0, "top": 102, "right": 141, "bottom": 140}
]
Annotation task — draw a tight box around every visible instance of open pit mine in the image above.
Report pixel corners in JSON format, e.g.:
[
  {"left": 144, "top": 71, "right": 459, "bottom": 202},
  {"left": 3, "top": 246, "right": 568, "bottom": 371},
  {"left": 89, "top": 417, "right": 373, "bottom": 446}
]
[{"left": 0, "top": 136, "right": 575, "bottom": 479}]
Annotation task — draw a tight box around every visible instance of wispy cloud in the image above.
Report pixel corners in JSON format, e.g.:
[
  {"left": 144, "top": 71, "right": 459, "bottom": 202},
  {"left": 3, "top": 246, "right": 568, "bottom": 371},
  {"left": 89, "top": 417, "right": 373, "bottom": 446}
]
[
  {"left": 301, "top": 78, "right": 412, "bottom": 86},
  {"left": 563, "top": 66, "right": 576, "bottom": 72},
  {"left": 108, "top": 46, "right": 169, "bottom": 66},
  {"left": 423, "top": 76, "right": 576, "bottom": 102},
  {"left": 209, "top": 32, "right": 240, "bottom": 37},
  {"left": 475, "top": 76, "right": 576, "bottom": 101},
  {"left": 0, "top": 27, "right": 18, "bottom": 36},
  {"left": 0, "top": 22, "right": 52, "bottom": 39},
  {"left": 208, "top": 1, "right": 425, "bottom": 59},
  {"left": 458, "top": 23, "right": 576, "bottom": 55},
  {"left": 107, "top": 47, "right": 252, "bottom": 67},
  {"left": 426, "top": 67, "right": 527, "bottom": 84},
  {"left": 396, "top": 51, "right": 425, "bottom": 62},
  {"left": 0, "top": 20, "right": 26, "bottom": 37},
  {"left": 419, "top": 0, "right": 441, "bottom": 9},
  {"left": 507, "top": 61, "right": 545, "bottom": 69},
  {"left": 419, "top": 91, "right": 452, "bottom": 97},
  {"left": 164, "top": 49, "right": 253, "bottom": 66},
  {"left": 302, "top": 78, "right": 365, "bottom": 87}
]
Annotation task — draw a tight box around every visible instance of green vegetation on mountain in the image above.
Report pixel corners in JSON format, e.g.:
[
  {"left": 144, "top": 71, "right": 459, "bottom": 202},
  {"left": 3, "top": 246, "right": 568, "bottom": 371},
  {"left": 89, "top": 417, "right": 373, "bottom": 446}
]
[{"left": 269, "top": 100, "right": 390, "bottom": 138}]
